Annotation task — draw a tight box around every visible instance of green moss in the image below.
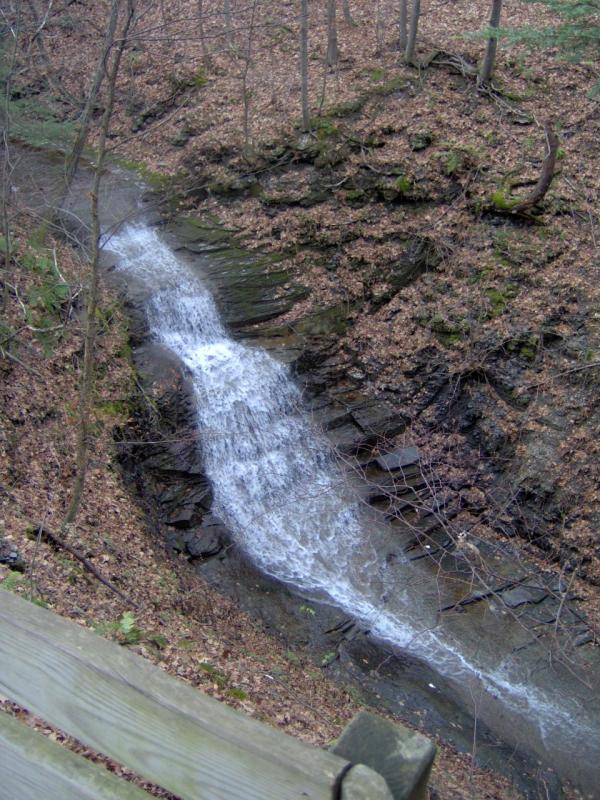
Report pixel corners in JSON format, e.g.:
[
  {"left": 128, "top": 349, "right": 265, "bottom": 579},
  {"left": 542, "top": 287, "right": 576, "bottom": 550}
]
[
  {"left": 484, "top": 284, "right": 519, "bottom": 317},
  {"left": 146, "top": 633, "right": 168, "bottom": 650},
  {"left": 0, "top": 570, "right": 23, "bottom": 592},
  {"left": 327, "top": 97, "right": 365, "bottom": 117},
  {"left": 369, "top": 67, "right": 386, "bottom": 82},
  {"left": 506, "top": 333, "right": 540, "bottom": 361},
  {"left": 409, "top": 131, "right": 433, "bottom": 152},
  {"left": 428, "top": 313, "right": 469, "bottom": 347},
  {"left": 199, "top": 662, "right": 227, "bottom": 688},
  {"left": 9, "top": 98, "right": 77, "bottom": 151},
  {"left": 344, "top": 188, "right": 368, "bottom": 204},
  {"left": 115, "top": 157, "right": 174, "bottom": 190},
  {"left": 227, "top": 687, "right": 248, "bottom": 700},
  {"left": 445, "top": 150, "right": 460, "bottom": 176},
  {"left": 285, "top": 650, "right": 301, "bottom": 665},
  {"left": 371, "top": 75, "right": 408, "bottom": 96},
  {"left": 96, "top": 400, "right": 130, "bottom": 420},
  {"left": 394, "top": 175, "right": 412, "bottom": 194},
  {"left": 490, "top": 189, "right": 520, "bottom": 211}
]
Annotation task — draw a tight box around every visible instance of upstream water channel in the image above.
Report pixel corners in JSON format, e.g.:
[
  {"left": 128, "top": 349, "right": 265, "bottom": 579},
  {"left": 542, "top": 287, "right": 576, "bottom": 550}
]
[{"left": 11, "top": 150, "right": 600, "bottom": 797}]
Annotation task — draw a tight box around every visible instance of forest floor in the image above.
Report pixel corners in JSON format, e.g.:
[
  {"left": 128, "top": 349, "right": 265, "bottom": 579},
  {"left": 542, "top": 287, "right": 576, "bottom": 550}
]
[{"left": 2, "top": 1, "right": 599, "bottom": 797}]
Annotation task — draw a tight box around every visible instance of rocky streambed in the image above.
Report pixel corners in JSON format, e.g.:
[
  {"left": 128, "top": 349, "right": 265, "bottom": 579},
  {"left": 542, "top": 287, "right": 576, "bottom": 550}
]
[
  {"left": 10, "top": 148, "right": 600, "bottom": 798},
  {"left": 113, "top": 212, "right": 599, "bottom": 799}
]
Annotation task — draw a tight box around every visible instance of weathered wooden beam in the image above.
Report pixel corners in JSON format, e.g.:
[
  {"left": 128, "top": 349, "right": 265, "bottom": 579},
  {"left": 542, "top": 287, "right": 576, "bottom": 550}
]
[
  {"left": 0, "top": 591, "right": 349, "bottom": 800},
  {"left": 0, "top": 710, "right": 153, "bottom": 800}
]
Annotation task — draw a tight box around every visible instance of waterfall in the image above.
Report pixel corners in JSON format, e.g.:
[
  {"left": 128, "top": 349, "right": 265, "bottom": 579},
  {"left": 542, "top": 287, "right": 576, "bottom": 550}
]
[{"left": 107, "top": 223, "right": 599, "bottom": 786}]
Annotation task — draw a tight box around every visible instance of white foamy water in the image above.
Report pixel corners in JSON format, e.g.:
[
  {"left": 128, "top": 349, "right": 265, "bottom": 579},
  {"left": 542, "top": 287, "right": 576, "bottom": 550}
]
[{"left": 108, "top": 224, "right": 600, "bottom": 787}]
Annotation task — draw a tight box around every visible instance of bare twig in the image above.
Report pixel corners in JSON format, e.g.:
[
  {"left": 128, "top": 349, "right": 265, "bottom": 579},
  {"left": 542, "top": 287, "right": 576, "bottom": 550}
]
[{"left": 31, "top": 522, "right": 139, "bottom": 608}]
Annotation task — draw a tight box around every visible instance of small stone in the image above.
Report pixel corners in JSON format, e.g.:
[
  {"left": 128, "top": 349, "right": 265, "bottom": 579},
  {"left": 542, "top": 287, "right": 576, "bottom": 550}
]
[
  {"left": 501, "top": 584, "right": 548, "bottom": 609},
  {"left": 375, "top": 447, "right": 420, "bottom": 472},
  {"left": 0, "top": 537, "right": 24, "bottom": 571}
]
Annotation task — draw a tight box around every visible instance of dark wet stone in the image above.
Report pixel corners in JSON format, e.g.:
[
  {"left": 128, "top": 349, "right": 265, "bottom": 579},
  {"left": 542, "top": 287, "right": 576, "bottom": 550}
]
[
  {"left": 328, "top": 422, "right": 369, "bottom": 454},
  {"left": 375, "top": 447, "right": 420, "bottom": 472},
  {"left": 183, "top": 526, "right": 223, "bottom": 560},
  {"left": 351, "top": 402, "right": 406, "bottom": 438},
  {"left": 0, "top": 538, "right": 24, "bottom": 571},
  {"left": 501, "top": 584, "right": 548, "bottom": 609}
]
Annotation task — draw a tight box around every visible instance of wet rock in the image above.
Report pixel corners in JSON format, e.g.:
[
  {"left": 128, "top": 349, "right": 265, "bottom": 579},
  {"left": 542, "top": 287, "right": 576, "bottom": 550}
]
[
  {"left": 329, "top": 422, "right": 370, "bottom": 454},
  {"left": 374, "top": 447, "right": 420, "bottom": 472},
  {"left": 0, "top": 538, "right": 24, "bottom": 571},
  {"left": 183, "top": 519, "right": 224, "bottom": 560},
  {"left": 351, "top": 401, "right": 406, "bottom": 439},
  {"left": 501, "top": 584, "right": 548, "bottom": 609}
]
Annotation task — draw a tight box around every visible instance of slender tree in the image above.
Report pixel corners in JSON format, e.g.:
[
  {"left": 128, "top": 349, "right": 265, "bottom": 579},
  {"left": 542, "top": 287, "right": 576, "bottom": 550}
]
[
  {"left": 342, "top": 0, "right": 354, "bottom": 26},
  {"left": 240, "top": 0, "right": 259, "bottom": 146},
  {"left": 479, "top": 0, "right": 503, "bottom": 85},
  {"left": 404, "top": 0, "right": 420, "bottom": 64},
  {"left": 223, "top": 0, "right": 234, "bottom": 49},
  {"left": 63, "top": 0, "right": 136, "bottom": 531},
  {"left": 0, "top": 3, "right": 21, "bottom": 306},
  {"left": 55, "top": 0, "right": 120, "bottom": 220},
  {"left": 197, "top": 0, "right": 212, "bottom": 69},
  {"left": 375, "top": 0, "right": 384, "bottom": 55},
  {"left": 300, "top": 0, "right": 310, "bottom": 130},
  {"left": 326, "top": 0, "right": 338, "bottom": 67},
  {"left": 399, "top": 0, "right": 408, "bottom": 52},
  {"left": 24, "top": 0, "right": 77, "bottom": 105}
]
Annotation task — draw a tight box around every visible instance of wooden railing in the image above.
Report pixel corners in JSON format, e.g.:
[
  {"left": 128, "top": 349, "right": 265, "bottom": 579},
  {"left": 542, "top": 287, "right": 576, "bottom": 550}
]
[{"left": 0, "top": 590, "right": 435, "bottom": 799}]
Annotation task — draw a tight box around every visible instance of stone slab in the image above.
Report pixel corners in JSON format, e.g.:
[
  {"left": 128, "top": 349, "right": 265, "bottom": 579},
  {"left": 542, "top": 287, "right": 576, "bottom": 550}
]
[{"left": 332, "top": 711, "right": 435, "bottom": 800}]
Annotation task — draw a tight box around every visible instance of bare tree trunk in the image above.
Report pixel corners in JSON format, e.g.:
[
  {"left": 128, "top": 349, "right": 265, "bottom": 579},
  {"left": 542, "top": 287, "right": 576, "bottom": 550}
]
[
  {"left": 223, "top": 0, "right": 233, "bottom": 49},
  {"left": 241, "top": 0, "right": 258, "bottom": 146},
  {"left": 55, "top": 0, "right": 120, "bottom": 221},
  {"left": 342, "top": 0, "right": 353, "bottom": 25},
  {"left": 479, "top": 0, "right": 503, "bottom": 85},
  {"left": 404, "top": 0, "right": 420, "bottom": 64},
  {"left": 63, "top": 0, "right": 135, "bottom": 531},
  {"left": 24, "top": 0, "right": 77, "bottom": 105},
  {"left": 326, "top": 0, "right": 338, "bottom": 67},
  {"left": 399, "top": 0, "right": 408, "bottom": 52},
  {"left": 0, "top": 5, "right": 21, "bottom": 308},
  {"left": 375, "top": 0, "right": 383, "bottom": 55},
  {"left": 197, "top": 0, "right": 212, "bottom": 69},
  {"left": 513, "top": 120, "right": 559, "bottom": 212},
  {"left": 300, "top": 0, "right": 310, "bottom": 131}
]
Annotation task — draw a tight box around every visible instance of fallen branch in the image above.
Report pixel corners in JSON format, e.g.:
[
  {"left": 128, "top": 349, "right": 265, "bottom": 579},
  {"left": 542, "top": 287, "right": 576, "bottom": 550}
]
[
  {"left": 30, "top": 523, "right": 139, "bottom": 609},
  {"left": 512, "top": 120, "right": 559, "bottom": 212},
  {"left": 524, "top": 361, "right": 600, "bottom": 389}
]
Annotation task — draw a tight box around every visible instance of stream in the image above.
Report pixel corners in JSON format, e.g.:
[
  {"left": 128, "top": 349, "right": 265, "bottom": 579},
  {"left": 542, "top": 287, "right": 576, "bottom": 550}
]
[
  {"left": 8, "top": 148, "right": 600, "bottom": 796},
  {"left": 106, "top": 222, "right": 600, "bottom": 797}
]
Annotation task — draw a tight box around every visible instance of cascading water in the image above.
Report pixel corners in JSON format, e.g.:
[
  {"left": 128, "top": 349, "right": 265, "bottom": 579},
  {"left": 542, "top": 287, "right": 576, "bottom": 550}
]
[{"left": 108, "top": 223, "right": 600, "bottom": 790}]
